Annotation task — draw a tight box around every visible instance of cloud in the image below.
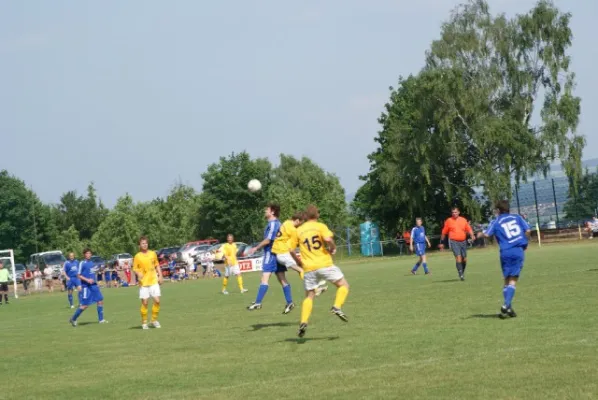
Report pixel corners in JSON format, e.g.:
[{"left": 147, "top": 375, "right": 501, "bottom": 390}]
[{"left": 0, "top": 33, "right": 48, "bottom": 53}]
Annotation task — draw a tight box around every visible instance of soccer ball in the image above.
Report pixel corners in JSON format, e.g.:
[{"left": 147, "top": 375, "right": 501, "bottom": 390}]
[{"left": 247, "top": 179, "right": 262, "bottom": 192}]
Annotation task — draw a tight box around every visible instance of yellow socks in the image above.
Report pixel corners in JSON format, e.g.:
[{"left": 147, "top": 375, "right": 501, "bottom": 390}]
[
  {"left": 334, "top": 286, "right": 349, "bottom": 309},
  {"left": 301, "top": 297, "right": 313, "bottom": 324},
  {"left": 237, "top": 275, "right": 244, "bottom": 290},
  {"left": 222, "top": 277, "right": 229, "bottom": 291},
  {"left": 140, "top": 303, "right": 148, "bottom": 324},
  {"left": 151, "top": 302, "right": 160, "bottom": 322}
]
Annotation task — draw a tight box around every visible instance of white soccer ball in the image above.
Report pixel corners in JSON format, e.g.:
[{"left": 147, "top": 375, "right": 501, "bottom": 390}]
[{"left": 247, "top": 179, "right": 262, "bottom": 192}]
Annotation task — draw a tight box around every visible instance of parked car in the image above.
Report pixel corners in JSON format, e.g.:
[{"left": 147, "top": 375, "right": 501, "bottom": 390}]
[
  {"left": 189, "top": 244, "right": 214, "bottom": 265},
  {"left": 209, "top": 242, "right": 247, "bottom": 263},
  {"left": 237, "top": 242, "right": 264, "bottom": 260},
  {"left": 107, "top": 253, "right": 133, "bottom": 268},
  {"left": 28, "top": 251, "right": 66, "bottom": 278},
  {"left": 157, "top": 246, "right": 181, "bottom": 265},
  {"left": 177, "top": 240, "right": 219, "bottom": 267}
]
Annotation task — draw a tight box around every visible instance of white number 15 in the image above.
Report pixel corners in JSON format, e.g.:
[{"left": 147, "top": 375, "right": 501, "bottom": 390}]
[{"left": 500, "top": 220, "right": 521, "bottom": 239}]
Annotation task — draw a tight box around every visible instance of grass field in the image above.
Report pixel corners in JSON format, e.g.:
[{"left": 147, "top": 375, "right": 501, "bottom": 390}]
[{"left": 2, "top": 243, "right": 597, "bottom": 400}]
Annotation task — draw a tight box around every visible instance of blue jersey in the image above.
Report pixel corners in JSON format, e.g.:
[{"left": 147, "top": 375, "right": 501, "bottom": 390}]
[
  {"left": 63, "top": 260, "right": 79, "bottom": 279},
  {"left": 263, "top": 219, "right": 281, "bottom": 253},
  {"left": 410, "top": 226, "right": 427, "bottom": 244},
  {"left": 484, "top": 213, "right": 530, "bottom": 251},
  {"left": 78, "top": 260, "right": 98, "bottom": 287}
]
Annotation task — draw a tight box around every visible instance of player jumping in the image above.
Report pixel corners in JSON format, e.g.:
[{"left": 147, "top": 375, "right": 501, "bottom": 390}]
[
  {"left": 133, "top": 236, "right": 163, "bottom": 329},
  {"left": 221, "top": 234, "right": 247, "bottom": 294},
  {"left": 478, "top": 200, "right": 530, "bottom": 318},
  {"left": 295, "top": 205, "right": 350, "bottom": 338},
  {"left": 410, "top": 218, "right": 432, "bottom": 275},
  {"left": 69, "top": 248, "right": 107, "bottom": 326}
]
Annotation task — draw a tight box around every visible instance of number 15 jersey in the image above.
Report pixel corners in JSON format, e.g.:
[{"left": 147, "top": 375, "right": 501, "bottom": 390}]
[
  {"left": 296, "top": 220, "right": 334, "bottom": 272},
  {"left": 484, "top": 213, "right": 530, "bottom": 251}
]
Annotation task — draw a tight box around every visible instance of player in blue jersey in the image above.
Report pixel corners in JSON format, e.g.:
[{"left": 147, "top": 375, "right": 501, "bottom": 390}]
[
  {"left": 246, "top": 203, "right": 283, "bottom": 311},
  {"left": 63, "top": 252, "right": 82, "bottom": 308},
  {"left": 410, "top": 218, "right": 432, "bottom": 275},
  {"left": 479, "top": 200, "right": 530, "bottom": 319},
  {"left": 69, "top": 248, "right": 107, "bottom": 326}
]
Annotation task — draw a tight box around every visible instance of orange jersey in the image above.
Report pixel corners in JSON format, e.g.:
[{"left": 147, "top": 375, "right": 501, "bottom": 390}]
[{"left": 441, "top": 216, "right": 472, "bottom": 241}]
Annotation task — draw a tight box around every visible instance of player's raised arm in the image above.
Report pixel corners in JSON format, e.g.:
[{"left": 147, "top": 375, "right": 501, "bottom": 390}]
[{"left": 251, "top": 221, "right": 277, "bottom": 254}]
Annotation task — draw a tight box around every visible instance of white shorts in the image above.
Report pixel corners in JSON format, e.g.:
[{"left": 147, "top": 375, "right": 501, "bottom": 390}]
[
  {"left": 139, "top": 284, "right": 161, "bottom": 300},
  {"left": 275, "top": 252, "right": 297, "bottom": 268},
  {"left": 224, "top": 265, "right": 240, "bottom": 277},
  {"left": 304, "top": 266, "right": 344, "bottom": 291}
]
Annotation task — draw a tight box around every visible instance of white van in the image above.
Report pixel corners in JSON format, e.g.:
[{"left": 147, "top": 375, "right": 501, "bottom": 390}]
[{"left": 28, "top": 251, "right": 66, "bottom": 278}]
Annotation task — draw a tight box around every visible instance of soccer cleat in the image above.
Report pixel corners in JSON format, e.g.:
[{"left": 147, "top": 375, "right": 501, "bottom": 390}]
[
  {"left": 70, "top": 305, "right": 75, "bottom": 309},
  {"left": 315, "top": 285, "right": 328, "bottom": 297},
  {"left": 506, "top": 307, "right": 517, "bottom": 318},
  {"left": 330, "top": 307, "right": 348, "bottom": 322},
  {"left": 297, "top": 323, "right": 308, "bottom": 338},
  {"left": 247, "top": 303, "right": 262, "bottom": 311},
  {"left": 142, "top": 323, "right": 149, "bottom": 330},
  {"left": 499, "top": 306, "right": 509, "bottom": 319},
  {"left": 460, "top": 275, "right": 465, "bottom": 281},
  {"left": 240, "top": 288, "right": 248, "bottom": 293},
  {"left": 283, "top": 302, "right": 295, "bottom": 314},
  {"left": 411, "top": 270, "right": 417, "bottom": 275},
  {"left": 151, "top": 321, "right": 161, "bottom": 328},
  {"left": 99, "top": 320, "right": 108, "bottom": 324},
  {"left": 222, "top": 290, "right": 229, "bottom": 295},
  {"left": 69, "top": 318, "right": 77, "bottom": 327}
]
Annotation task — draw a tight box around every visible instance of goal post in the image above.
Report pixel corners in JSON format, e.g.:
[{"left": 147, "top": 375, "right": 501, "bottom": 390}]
[{"left": 0, "top": 249, "right": 18, "bottom": 299}]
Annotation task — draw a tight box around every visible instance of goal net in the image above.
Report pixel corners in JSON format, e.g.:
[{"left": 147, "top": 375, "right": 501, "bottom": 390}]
[{"left": 0, "top": 250, "right": 18, "bottom": 299}]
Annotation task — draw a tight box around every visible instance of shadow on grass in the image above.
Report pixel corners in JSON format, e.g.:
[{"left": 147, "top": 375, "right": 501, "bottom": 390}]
[
  {"left": 280, "top": 336, "right": 340, "bottom": 345},
  {"left": 467, "top": 314, "right": 500, "bottom": 319},
  {"left": 128, "top": 326, "right": 144, "bottom": 330},
  {"left": 434, "top": 279, "right": 461, "bottom": 283},
  {"left": 77, "top": 321, "right": 98, "bottom": 326},
  {"left": 249, "top": 322, "right": 295, "bottom": 331},
  {"left": 587, "top": 268, "right": 598, "bottom": 272}
]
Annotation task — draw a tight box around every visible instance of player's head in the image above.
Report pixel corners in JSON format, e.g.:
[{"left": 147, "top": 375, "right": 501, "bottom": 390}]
[
  {"left": 495, "top": 200, "right": 510, "bottom": 214},
  {"left": 415, "top": 217, "right": 422, "bottom": 226},
  {"left": 265, "top": 203, "right": 280, "bottom": 220},
  {"left": 139, "top": 236, "right": 149, "bottom": 251},
  {"left": 83, "top": 248, "right": 92, "bottom": 259},
  {"left": 451, "top": 207, "right": 460, "bottom": 218},
  {"left": 291, "top": 211, "right": 305, "bottom": 227},
  {"left": 68, "top": 252, "right": 75, "bottom": 260},
  {"left": 227, "top": 234, "right": 234, "bottom": 243},
  {"left": 305, "top": 204, "right": 319, "bottom": 221}
]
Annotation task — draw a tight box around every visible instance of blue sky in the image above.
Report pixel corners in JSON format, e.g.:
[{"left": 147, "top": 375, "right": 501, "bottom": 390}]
[{"left": 1, "top": 0, "right": 596, "bottom": 206}]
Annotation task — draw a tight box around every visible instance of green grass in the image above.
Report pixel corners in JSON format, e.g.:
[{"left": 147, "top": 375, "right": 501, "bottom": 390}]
[{"left": 2, "top": 243, "right": 597, "bottom": 400}]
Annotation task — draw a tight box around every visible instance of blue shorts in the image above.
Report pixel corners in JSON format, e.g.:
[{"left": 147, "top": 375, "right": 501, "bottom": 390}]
[
  {"left": 104, "top": 273, "right": 112, "bottom": 281},
  {"left": 261, "top": 251, "right": 279, "bottom": 273},
  {"left": 413, "top": 242, "right": 426, "bottom": 256},
  {"left": 500, "top": 247, "right": 525, "bottom": 278},
  {"left": 81, "top": 285, "right": 104, "bottom": 306},
  {"left": 66, "top": 278, "right": 81, "bottom": 290}
]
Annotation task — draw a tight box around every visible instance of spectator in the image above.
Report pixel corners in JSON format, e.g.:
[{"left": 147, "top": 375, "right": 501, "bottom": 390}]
[
  {"left": 23, "top": 267, "right": 33, "bottom": 295},
  {"left": 403, "top": 230, "right": 411, "bottom": 255},
  {"left": 33, "top": 266, "right": 43, "bottom": 292},
  {"left": 0, "top": 263, "right": 11, "bottom": 304},
  {"left": 43, "top": 265, "right": 54, "bottom": 292},
  {"left": 123, "top": 261, "right": 132, "bottom": 284}
]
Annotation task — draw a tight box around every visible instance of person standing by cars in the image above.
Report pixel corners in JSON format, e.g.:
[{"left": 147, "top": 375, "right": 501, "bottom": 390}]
[
  {"left": 43, "top": 265, "right": 54, "bottom": 292},
  {"left": 33, "top": 266, "right": 43, "bottom": 292},
  {"left": 23, "top": 267, "right": 33, "bottom": 295}
]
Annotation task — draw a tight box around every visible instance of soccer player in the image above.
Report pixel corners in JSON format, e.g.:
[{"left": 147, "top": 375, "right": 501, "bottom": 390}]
[
  {"left": 440, "top": 207, "right": 475, "bottom": 281},
  {"left": 221, "top": 234, "right": 247, "bottom": 294},
  {"left": 269, "top": 211, "right": 306, "bottom": 314},
  {"left": 410, "top": 218, "right": 432, "bottom": 275},
  {"left": 63, "top": 252, "right": 82, "bottom": 308},
  {"left": 133, "top": 236, "right": 163, "bottom": 329},
  {"left": 295, "top": 205, "right": 350, "bottom": 338},
  {"left": 69, "top": 248, "right": 107, "bottom": 326},
  {"left": 0, "top": 263, "right": 11, "bottom": 305},
  {"left": 478, "top": 200, "right": 530, "bottom": 318},
  {"left": 246, "top": 203, "right": 282, "bottom": 310}
]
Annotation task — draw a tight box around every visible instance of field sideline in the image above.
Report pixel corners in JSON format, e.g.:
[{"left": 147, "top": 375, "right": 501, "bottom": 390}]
[{"left": 1, "top": 243, "right": 597, "bottom": 400}]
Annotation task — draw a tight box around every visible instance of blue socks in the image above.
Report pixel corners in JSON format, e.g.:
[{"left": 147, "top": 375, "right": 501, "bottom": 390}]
[
  {"left": 282, "top": 284, "right": 292, "bottom": 304},
  {"left": 255, "top": 284, "right": 269, "bottom": 304},
  {"left": 68, "top": 293, "right": 73, "bottom": 307},
  {"left": 412, "top": 262, "right": 429, "bottom": 273},
  {"left": 97, "top": 305, "right": 104, "bottom": 321},
  {"left": 72, "top": 307, "right": 84, "bottom": 321},
  {"left": 412, "top": 262, "right": 420, "bottom": 272},
  {"left": 504, "top": 284, "right": 516, "bottom": 307},
  {"left": 422, "top": 263, "right": 429, "bottom": 274},
  {"left": 78, "top": 291, "right": 83, "bottom": 304}
]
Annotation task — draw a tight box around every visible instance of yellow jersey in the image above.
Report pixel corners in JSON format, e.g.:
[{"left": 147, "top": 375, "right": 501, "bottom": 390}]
[
  {"left": 133, "top": 250, "right": 159, "bottom": 287},
  {"left": 222, "top": 243, "right": 238, "bottom": 266},
  {"left": 271, "top": 220, "right": 297, "bottom": 254},
  {"left": 296, "top": 220, "right": 334, "bottom": 272}
]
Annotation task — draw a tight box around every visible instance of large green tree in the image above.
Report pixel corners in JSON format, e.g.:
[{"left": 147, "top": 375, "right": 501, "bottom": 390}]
[
  {"left": 91, "top": 194, "right": 140, "bottom": 256},
  {"left": 54, "top": 183, "right": 108, "bottom": 240},
  {"left": 564, "top": 169, "right": 598, "bottom": 221}
]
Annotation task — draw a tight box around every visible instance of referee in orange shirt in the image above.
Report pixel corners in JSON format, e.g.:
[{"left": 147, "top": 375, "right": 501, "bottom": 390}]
[{"left": 440, "top": 207, "right": 475, "bottom": 281}]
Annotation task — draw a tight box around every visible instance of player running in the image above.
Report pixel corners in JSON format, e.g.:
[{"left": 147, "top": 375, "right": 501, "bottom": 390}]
[
  {"left": 295, "top": 205, "right": 350, "bottom": 338},
  {"left": 478, "top": 200, "right": 530, "bottom": 319},
  {"left": 246, "top": 203, "right": 282, "bottom": 310},
  {"left": 69, "top": 248, "right": 107, "bottom": 326},
  {"left": 410, "top": 218, "right": 432, "bottom": 275},
  {"left": 63, "top": 252, "right": 82, "bottom": 308},
  {"left": 221, "top": 234, "right": 247, "bottom": 294},
  {"left": 133, "top": 236, "right": 163, "bottom": 330},
  {"left": 440, "top": 207, "right": 475, "bottom": 281}
]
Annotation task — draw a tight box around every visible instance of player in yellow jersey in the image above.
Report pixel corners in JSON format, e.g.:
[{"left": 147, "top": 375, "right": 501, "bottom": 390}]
[
  {"left": 133, "top": 236, "right": 163, "bottom": 330},
  {"left": 221, "top": 234, "right": 248, "bottom": 294},
  {"left": 295, "top": 205, "right": 350, "bottom": 338}
]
